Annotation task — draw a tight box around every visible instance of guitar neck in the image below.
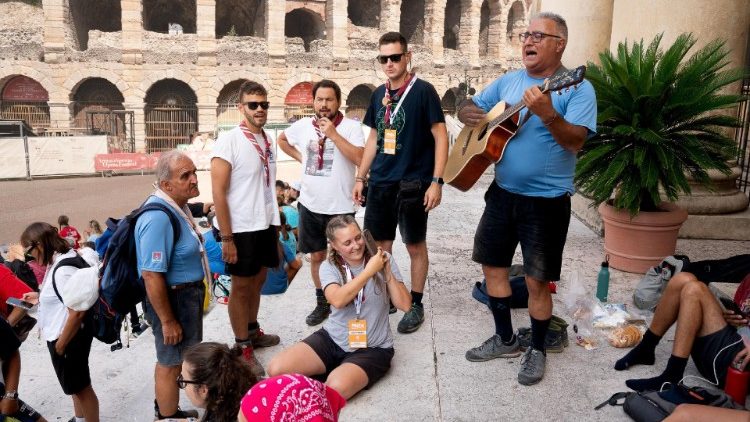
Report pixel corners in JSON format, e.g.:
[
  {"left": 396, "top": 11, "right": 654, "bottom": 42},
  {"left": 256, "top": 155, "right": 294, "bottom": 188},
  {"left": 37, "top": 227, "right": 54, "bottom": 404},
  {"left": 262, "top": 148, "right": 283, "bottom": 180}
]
[{"left": 486, "top": 84, "right": 549, "bottom": 128}]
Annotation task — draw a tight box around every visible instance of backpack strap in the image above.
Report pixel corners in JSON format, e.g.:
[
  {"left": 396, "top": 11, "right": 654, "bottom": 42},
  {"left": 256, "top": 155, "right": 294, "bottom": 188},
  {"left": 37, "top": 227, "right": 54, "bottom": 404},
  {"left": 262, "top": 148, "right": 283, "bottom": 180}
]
[
  {"left": 134, "top": 202, "right": 182, "bottom": 246},
  {"left": 51, "top": 255, "right": 91, "bottom": 305}
]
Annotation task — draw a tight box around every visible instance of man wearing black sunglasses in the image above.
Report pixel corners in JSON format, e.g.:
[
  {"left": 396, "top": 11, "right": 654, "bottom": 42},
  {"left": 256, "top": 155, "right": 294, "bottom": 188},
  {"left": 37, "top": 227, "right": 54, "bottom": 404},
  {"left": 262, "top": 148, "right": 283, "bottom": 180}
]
[
  {"left": 353, "top": 31, "right": 449, "bottom": 335},
  {"left": 211, "top": 80, "right": 281, "bottom": 378},
  {"left": 458, "top": 13, "right": 597, "bottom": 386}
]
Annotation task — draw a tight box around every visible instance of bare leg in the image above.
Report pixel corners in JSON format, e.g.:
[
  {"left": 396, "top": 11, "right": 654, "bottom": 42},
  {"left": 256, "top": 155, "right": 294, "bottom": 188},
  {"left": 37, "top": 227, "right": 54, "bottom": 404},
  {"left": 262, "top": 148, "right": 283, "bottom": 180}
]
[
  {"left": 154, "top": 364, "right": 181, "bottom": 417},
  {"left": 376, "top": 240, "right": 394, "bottom": 254},
  {"left": 267, "top": 342, "right": 326, "bottom": 377},
  {"left": 248, "top": 268, "right": 268, "bottom": 324},
  {"left": 666, "top": 404, "right": 750, "bottom": 422},
  {"left": 229, "top": 270, "right": 266, "bottom": 340},
  {"left": 310, "top": 251, "right": 326, "bottom": 289},
  {"left": 526, "top": 275, "right": 552, "bottom": 321},
  {"left": 325, "top": 363, "right": 370, "bottom": 400},
  {"left": 405, "top": 241, "right": 428, "bottom": 294},
  {"left": 72, "top": 385, "right": 99, "bottom": 422},
  {"left": 484, "top": 265, "right": 511, "bottom": 297},
  {"left": 72, "top": 394, "right": 82, "bottom": 418}
]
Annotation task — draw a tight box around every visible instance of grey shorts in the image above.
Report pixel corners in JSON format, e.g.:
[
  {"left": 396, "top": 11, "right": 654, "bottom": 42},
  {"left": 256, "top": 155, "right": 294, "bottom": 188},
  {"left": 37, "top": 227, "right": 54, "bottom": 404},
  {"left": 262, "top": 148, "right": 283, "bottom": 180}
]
[{"left": 144, "top": 281, "right": 204, "bottom": 367}]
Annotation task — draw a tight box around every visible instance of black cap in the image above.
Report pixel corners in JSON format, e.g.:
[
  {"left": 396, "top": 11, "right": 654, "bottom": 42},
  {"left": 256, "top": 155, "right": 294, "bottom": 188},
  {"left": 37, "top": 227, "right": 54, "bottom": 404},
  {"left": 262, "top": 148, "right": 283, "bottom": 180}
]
[{"left": 601, "top": 261, "right": 609, "bottom": 268}]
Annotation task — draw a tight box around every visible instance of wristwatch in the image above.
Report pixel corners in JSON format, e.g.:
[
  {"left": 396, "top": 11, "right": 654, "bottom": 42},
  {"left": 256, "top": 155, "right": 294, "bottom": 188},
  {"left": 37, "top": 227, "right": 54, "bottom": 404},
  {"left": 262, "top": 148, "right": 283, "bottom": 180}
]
[
  {"left": 3, "top": 390, "right": 18, "bottom": 400},
  {"left": 432, "top": 176, "right": 444, "bottom": 185}
]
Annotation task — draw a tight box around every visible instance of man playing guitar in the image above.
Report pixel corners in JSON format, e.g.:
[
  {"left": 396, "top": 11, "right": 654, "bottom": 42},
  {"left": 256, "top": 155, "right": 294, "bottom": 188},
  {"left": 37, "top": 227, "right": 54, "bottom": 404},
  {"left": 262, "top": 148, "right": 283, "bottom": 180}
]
[{"left": 458, "top": 12, "right": 597, "bottom": 386}]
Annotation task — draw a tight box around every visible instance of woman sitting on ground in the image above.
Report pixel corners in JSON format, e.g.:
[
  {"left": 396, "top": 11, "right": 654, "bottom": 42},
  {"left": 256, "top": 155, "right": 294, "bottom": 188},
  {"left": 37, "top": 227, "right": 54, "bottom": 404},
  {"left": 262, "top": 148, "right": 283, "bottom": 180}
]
[
  {"left": 267, "top": 215, "right": 411, "bottom": 399},
  {"left": 20, "top": 222, "right": 99, "bottom": 422},
  {"left": 162, "top": 342, "right": 257, "bottom": 422}
]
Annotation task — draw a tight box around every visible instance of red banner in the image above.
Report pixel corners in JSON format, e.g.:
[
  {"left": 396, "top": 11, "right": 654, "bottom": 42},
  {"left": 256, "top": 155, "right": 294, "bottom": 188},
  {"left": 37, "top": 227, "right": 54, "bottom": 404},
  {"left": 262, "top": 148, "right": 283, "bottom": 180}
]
[
  {"left": 2, "top": 76, "right": 49, "bottom": 102},
  {"left": 94, "top": 153, "right": 155, "bottom": 171}
]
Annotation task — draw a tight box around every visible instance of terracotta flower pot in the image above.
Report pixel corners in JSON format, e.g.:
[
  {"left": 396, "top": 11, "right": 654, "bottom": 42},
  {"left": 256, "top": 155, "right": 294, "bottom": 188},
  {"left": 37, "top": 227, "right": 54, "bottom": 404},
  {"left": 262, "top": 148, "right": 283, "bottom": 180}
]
[{"left": 598, "top": 201, "right": 688, "bottom": 273}]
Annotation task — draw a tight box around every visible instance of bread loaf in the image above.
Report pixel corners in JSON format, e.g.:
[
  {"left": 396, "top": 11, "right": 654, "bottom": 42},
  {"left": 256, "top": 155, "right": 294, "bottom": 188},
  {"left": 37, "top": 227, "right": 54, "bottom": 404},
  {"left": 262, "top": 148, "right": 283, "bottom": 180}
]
[{"left": 608, "top": 325, "right": 642, "bottom": 348}]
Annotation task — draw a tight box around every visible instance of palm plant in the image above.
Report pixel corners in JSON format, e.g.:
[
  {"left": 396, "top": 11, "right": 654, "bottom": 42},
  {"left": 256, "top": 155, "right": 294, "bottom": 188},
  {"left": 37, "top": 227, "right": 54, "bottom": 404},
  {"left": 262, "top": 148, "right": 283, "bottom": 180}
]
[{"left": 575, "top": 33, "right": 745, "bottom": 217}]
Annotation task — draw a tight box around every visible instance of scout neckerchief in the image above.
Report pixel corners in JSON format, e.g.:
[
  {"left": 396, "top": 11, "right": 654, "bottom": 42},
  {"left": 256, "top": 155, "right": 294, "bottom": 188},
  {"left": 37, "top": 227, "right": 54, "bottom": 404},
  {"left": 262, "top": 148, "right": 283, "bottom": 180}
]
[
  {"left": 311, "top": 112, "right": 344, "bottom": 170},
  {"left": 239, "top": 120, "right": 271, "bottom": 187},
  {"left": 153, "top": 189, "right": 212, "bottom": 291},
  {"left": 383, "top": 73, "right": 418, "bottom": 127}
]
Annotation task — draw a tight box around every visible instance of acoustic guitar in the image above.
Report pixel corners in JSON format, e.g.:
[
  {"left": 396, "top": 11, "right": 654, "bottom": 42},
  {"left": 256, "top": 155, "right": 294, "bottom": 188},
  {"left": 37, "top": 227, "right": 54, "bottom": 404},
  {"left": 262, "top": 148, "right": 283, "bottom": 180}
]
[{"left": 444, "top": 66, "right": 587, "bottom": 191}]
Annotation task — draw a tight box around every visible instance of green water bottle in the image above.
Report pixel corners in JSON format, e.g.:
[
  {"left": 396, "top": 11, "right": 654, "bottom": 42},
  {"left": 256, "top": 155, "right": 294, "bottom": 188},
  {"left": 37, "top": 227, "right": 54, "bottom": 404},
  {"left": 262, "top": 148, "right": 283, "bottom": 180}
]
[{"left": 596, "top": 255, "right": 610, "bottom": 302}]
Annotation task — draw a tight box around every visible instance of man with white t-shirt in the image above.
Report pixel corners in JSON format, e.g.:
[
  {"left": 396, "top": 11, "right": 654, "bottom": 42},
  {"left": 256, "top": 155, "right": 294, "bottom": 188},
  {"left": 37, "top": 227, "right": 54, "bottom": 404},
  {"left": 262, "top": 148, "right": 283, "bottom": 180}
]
[
  {"left": 211, "top": 80, "right": 280, "bottom": 377},
  {"left": 278, "top": 79, "right": 365, "bottom": 326}
]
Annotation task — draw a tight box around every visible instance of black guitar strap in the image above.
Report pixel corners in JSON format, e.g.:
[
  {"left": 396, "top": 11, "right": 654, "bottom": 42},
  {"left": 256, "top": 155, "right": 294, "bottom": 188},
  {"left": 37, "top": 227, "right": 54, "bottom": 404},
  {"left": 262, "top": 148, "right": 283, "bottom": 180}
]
[{"left": 519, "top": 64, "right": 569, "bottom": 127}]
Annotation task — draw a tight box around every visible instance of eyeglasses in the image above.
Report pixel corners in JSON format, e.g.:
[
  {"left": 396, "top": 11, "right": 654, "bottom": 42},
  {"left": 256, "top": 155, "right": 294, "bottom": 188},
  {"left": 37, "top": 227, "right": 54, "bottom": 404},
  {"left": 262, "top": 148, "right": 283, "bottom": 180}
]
[
  {"left": 23, "top": 243, "right": 36, "bottom": 255},
  {"left": 518, "top": 31, "right": 563, "bottom": 44},
  {"left": 377, "top": 53, "right": 406, "bottom": 64},
  {"left": 242, "top": 101, "right": 270, "bottom": 110},
  {"left": 176, "top": 374, "right": 201, "bottom": 389}
]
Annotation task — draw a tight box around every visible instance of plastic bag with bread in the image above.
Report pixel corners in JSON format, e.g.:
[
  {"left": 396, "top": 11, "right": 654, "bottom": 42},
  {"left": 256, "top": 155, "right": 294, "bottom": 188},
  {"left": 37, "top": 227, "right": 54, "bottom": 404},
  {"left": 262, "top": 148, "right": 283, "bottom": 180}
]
[{"left": 608, "top": 325, "right": 643, "bottom": 348}]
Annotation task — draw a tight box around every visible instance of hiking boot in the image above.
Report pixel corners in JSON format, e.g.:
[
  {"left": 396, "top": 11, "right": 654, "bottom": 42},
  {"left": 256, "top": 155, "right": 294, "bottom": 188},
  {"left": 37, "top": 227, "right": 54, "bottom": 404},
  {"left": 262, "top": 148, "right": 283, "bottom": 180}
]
[
  {"left": 517, "top": 315, "right": 569, "bottom": 350},
  {"left": 518, "top": 347, "right": 546, "bottom": 386},
  {"left": 397, "top": 304, "right": 424, "bottom": 334},
  {"left": 306, "top": 296, "right": 331, "bottom": 326},
  {"left": 239, "top": 342, "right": 266, "bottom": 378},
  {"left": 249, "top": 327, "right": 280, "bottom": 348},
  {"left": 154, "top": 400, "right": 200, "bottom": 420},
  {"left": 465, "top": 334, "right": 522, "bottom": 362}
]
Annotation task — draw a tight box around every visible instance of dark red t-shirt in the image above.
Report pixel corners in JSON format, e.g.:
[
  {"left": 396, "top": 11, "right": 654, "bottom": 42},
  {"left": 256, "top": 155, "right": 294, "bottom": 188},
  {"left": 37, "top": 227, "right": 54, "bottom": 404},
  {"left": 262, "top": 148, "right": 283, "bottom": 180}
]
[
  {"left": 0, "top": 265, "right": 32, "bottom": 318},
  {"left": 59, "top": 225, "right": 81, "bottom": 249},
  {"left": 733, "top": 273, "right": 750, "bottom": 314}
]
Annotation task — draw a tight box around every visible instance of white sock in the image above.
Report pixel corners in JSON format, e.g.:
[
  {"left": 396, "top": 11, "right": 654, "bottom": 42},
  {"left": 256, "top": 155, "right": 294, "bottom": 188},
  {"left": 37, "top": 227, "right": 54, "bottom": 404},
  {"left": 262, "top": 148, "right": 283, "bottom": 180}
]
[{"left": 75, "top": 417, "right": 86, "bottom": 422}]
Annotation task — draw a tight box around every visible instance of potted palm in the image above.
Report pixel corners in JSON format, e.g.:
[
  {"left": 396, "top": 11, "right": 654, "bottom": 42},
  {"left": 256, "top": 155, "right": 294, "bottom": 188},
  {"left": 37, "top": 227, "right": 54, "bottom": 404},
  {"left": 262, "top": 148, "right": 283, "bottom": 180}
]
[{"left": 575, "top": 33, "right": 745, "bottom": 273}]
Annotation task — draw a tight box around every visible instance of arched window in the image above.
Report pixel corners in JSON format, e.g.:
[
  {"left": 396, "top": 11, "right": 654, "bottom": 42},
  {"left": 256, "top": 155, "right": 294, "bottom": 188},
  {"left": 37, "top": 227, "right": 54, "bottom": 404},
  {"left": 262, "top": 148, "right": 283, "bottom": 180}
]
[
  {"left": 144, "top": 79, "right": 198, "bottom": 152},
  {"left": 71, "top": 78, "right": 129, "bottom": 150},
  {"left": 444, "top": 0, "right": 461, "bottom": 50},
  {"left": 143, "top": 0, "right": 197, "bottom": 34},
  {"left": 348, "top": 0, "right": 380, "bottom": 28},
  {"left": 216, "top": 0, "right": 265, "bottom": 38},
  {"left": 68, "top": 0, "right": 121, "bottom": 50},
  {"left": 400, "top": 0, "right": 425, "bottom": 45},
  {"left": 216, "top": 79, "right": 248, "bottom": 131},
  {"left": 285, "top": 8, "right": 325, "bottom": 52},
  {"left": 345, "top": 84, "right": 374, "bottom": 121},
  {"left": 284, "top": 82, "right": 315, "bottom": 123},
  {"left": 0, "top": 75, "right": 50, "bottom": 132}
]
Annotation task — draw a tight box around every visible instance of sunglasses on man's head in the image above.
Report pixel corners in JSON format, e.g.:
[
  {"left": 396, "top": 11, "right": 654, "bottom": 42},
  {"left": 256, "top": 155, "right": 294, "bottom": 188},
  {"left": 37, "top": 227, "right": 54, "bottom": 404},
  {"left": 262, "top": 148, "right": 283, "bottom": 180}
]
[
  {"left": 243, "top": 101, "right": 270, "bottom": 110},
  {"left": 377, "top": 53, "right": 406, "bottom": 64}
]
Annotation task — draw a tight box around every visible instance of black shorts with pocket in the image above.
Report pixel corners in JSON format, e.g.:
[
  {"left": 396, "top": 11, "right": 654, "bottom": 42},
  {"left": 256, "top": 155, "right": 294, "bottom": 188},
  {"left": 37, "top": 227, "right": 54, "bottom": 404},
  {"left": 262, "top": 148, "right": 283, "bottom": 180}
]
[
  {"left": 298, "top": 203, "right": 354, "bottom": 254},
  {"left": 215, "top": 226, "right": 280, "bottom": 277},
  {"left": 472, "top": 182, "right": 571, "bottom": 282},
  {"left": 691, "top": 325, "right": 745, "bottom": 387},
  {"left": 364, "top": 180, "right": 429, "bottom": 244},
  {"left": 302, "top": 328, "right": 394, "bottom": 388},
  {"left": 47, "top": 328, "right": 93, "bottom": 395}
]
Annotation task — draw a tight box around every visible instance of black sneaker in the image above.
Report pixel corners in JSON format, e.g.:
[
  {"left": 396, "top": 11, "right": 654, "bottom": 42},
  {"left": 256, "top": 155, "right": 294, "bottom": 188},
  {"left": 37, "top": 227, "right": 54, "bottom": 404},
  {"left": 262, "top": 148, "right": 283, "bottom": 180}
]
[
  {"left": 306, "top": 296, "right": 331, "bottom": 326},
  {"left": 154, "top": 399, "right": 200, "bottom": 420},
  {"left": 518, "top": 347, "right": 546, "bottom": 386},
  {"left": 466, "top": 334, "right": 522, "bottom": 361},
  {"left": 397, "top": 304, "right": 424, "bottom": 333}
]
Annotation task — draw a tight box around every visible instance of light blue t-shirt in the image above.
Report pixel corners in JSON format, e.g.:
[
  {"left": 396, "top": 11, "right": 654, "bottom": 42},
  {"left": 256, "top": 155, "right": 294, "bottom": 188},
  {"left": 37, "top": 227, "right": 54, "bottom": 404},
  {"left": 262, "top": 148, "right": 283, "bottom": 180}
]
[
  {"left": 281, "top": 205, "right": 299, "bottom": 229},
  {"left": 134, "top": 196, "right": 205, "bottom": 286},
  {"left": 473, "top": 69, "right": 597, "bottom": 197},
  {"left": 261, "top": 242, "right": 296, "bottom": 295}
]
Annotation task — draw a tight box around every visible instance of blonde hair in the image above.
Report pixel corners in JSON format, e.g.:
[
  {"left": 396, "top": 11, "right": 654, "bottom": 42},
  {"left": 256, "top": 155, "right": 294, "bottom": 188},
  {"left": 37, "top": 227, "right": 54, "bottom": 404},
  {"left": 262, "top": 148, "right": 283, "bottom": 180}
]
[{"left": 324, "top": 216, "right": 384, "bottom": 294}]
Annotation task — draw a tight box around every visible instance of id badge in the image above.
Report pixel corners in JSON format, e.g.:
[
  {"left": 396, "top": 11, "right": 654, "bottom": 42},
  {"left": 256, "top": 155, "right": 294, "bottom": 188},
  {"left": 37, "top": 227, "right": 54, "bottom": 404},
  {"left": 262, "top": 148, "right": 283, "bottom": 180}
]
[
  {"left": 348, "top": 319, "right": 368, "bottom": 348},
  {"left": 264, "top": 184, "right": 273, "bottom": 205},
  {"left": 383, "top": 129, "right": 397, "bottom": 155}
]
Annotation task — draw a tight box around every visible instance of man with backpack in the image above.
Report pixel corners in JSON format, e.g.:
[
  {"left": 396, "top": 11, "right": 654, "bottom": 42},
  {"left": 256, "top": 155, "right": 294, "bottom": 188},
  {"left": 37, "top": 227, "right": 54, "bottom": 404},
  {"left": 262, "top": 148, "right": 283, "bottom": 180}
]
[
  {"left": 615, "top": 271, "right": 750, "bottom": 392},
  {"left": 134, "top": 151, "right": 209, "bottom": 419}
]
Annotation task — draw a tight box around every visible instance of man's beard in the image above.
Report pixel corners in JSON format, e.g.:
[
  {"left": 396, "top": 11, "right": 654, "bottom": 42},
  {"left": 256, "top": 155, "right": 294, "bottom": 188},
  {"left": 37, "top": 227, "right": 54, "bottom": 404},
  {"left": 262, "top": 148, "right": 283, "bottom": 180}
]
[
  {"left": 315, "top": 108, "right": 337, "bottom": 120},
  {"left": 243, "top": 110, "right": 266, "bottom": 128}
]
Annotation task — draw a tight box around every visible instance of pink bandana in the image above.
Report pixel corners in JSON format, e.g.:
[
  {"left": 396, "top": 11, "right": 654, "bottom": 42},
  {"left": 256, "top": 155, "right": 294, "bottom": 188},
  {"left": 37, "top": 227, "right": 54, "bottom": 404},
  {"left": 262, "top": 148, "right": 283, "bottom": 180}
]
[{"left": 240, "top": 374, "right": 346, "bottom": 421}]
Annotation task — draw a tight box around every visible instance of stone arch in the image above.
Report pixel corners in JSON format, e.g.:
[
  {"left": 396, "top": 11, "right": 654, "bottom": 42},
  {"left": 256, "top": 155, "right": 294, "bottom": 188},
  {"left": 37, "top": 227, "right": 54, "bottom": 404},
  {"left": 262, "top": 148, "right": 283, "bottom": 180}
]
[
  {"left": 70, "top": 78, "right": 128, "bottom": 149},
  {"left": 0, "top": 67, "right": 56, "bottom": 101},
  {"left": 216, "top": 0, "right": 265, "bottom": 38},
  {"left": 281, "top": 73, "right": 326, "bottom": 101},
  {"left": 444, "top": 0, "right": 461, "bottom": 50},
  {"left": 68, "top": 0, "right": 121, "bottom": 50},
  {"left": 506, "top": 0, "right": 526, "bottom": 43},
  {"left": 285, "top": 7, "right": 325, "bottom": 52},
  {"left": 348, "top": 0, "right": 380, "bottom": 28},
  {"left": 480, "top": 0, "right": 504, "bottom": 58},
  {"left": 345, "top": 84, "right": 375, "bottom": 121},
  {"left": 143, "top": 0, "right": 197, "bottom": 34},
  {"left": 216, "top": 79, "right": 248, "bottom": 130},
  {"left": 441, "top": 88, "right": 460, "bottom": 115},
  {"left": 138, "top": 71, "right": 201, "bottom": 103},
  {"left": 400, "top": 0, "right": 426, "bottom": 45},
  {"left": 144, "top": 79, "right": 198, "bottom": 152},
  {"left": 0, "top": 74, "right": 51, "bottom": 131},
  {"left": 64, "top": 70, "right": 129, "bottom": 101}
]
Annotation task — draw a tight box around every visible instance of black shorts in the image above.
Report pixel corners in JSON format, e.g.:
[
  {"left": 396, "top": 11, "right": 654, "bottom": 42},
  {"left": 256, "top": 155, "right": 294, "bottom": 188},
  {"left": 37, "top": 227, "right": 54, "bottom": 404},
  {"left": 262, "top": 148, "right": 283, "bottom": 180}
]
[
  {"left": 215, "top": 226, "right": 280, "bottom": 277},
  {"left": 302, "top": 328, "right": 394, "bottom": 388},
  {"left": 47, "top": 328, "right": 93, "bottom": 395},
  {"left": 298, "top": 203, "right": 353, "bottom": 254},
  {"left": 691, "top": 325, "right": 744, "bottom": 387},
  {"left": 364, "top": 181, "right": 429, "bottom": 244},
  {"left": 472, "top": 182, "right": 570, "bottom": 282},
  {"left": 0, "top": 316, "right": 21, "bottom": 361}
]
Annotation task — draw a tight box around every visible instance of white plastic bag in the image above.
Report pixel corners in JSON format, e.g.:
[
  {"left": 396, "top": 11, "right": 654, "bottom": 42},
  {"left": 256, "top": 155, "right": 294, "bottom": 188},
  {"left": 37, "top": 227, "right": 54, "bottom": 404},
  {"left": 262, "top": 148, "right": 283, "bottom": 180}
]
[{"left": 60, "top": 267, "right": 99, "bottom": 311}]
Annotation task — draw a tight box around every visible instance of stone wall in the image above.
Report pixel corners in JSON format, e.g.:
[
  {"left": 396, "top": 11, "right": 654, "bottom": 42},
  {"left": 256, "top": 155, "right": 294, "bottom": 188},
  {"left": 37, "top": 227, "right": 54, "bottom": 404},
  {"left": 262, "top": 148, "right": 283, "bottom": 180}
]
[
  {"left": 216, "top": 36, "right": 269, "bottom": 65},
  {"left": 141, "top": 32, "right": 199, "bottom": 64},
  {"left": 0, "top": 2, "right": 43, "bottom": 61},
  {"left": 65, "top": 31, "right": 122, "bottom": 62}
]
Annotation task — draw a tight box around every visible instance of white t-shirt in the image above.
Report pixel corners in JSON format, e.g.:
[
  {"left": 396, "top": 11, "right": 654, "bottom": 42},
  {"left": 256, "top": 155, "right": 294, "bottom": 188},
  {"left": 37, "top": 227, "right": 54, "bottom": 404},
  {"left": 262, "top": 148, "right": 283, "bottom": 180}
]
[
  {"left": 211, "top": 126, "right": 280, "bottom": 233},
  {"left": 39, "top": 250, "right": 79, "bottom": 342},
  {"left": 283, "top": 117, "right": 365, "bottom": 214}
]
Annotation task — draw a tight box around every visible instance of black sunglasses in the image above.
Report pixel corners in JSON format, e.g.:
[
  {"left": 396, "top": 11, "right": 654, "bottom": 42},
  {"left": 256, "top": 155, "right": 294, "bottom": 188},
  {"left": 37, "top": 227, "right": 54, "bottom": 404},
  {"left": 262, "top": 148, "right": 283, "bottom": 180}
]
[
  {"left": 377, "top": 53, "right": 406, "bottom": 64},
  {"left": 243, "top": 101, "right": 270, "bottom": 110},
  {"left": 24, "top": 242, "right": 36, "bottom": 255},
  {"left": 176, "top": 374, "right": 201, "bottom": 389}
]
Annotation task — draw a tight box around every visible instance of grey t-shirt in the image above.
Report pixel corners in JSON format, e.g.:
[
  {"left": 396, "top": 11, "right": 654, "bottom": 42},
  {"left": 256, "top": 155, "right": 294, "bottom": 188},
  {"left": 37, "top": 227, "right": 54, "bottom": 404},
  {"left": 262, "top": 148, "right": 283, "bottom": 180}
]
[{"left": 321, "top": 255, "right": 403, "bottom": 352}]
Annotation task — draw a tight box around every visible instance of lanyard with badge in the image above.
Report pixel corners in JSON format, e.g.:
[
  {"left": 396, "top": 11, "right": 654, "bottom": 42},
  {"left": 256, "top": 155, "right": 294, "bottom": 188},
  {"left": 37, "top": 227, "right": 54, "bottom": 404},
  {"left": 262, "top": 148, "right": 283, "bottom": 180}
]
[
  {"left": 382, "top": 74, "right": 418, "bottom": 155},
  {"left": 344, "top": 264, "right": 368, "bottom": 349}
]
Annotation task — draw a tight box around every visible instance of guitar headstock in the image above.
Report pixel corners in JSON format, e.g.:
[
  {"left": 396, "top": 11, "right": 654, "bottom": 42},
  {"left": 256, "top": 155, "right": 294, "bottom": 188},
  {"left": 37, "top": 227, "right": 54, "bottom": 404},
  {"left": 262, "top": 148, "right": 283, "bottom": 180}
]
[{"left": 542, "top": 65, "right": 586, "bottom": 93}]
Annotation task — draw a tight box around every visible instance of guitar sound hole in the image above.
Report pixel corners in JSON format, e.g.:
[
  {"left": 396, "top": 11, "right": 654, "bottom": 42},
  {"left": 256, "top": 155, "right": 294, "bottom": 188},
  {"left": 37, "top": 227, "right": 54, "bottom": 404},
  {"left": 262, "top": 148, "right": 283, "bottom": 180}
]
[{"left": 478, "top": 124, "right": 489, "bottom": 140}]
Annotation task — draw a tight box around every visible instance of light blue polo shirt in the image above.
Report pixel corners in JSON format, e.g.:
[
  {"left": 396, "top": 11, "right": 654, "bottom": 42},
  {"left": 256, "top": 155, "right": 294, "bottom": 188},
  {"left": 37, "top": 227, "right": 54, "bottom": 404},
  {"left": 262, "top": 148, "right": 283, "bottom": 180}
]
[
  {"left": 473, "top": 69, "right": 597, "bottom": 197},
  {"left": 134, "top": 196, "right": 205, "bottom": 286}
]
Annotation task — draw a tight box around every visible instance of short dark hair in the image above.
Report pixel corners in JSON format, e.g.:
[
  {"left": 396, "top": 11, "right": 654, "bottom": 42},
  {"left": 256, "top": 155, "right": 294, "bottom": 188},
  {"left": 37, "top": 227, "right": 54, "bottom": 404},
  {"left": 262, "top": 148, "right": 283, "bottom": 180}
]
[
  {"left": 237, "top": 80, "right": 267, "bottom": 101},
  {"left": 21, "top": 222, "right": 70, "bottom": 266},
  {"left": 378, "top": 32, "right": 408, "bottom": 52},
  {"left": 275, "top": 180, "right": 287, "bottom": 189},
  {"left": 58, "top": 215, "right": 69, "bottom": 226},
  {"left": 312, "top": 79, "right": 341, "bottom": 103}
]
